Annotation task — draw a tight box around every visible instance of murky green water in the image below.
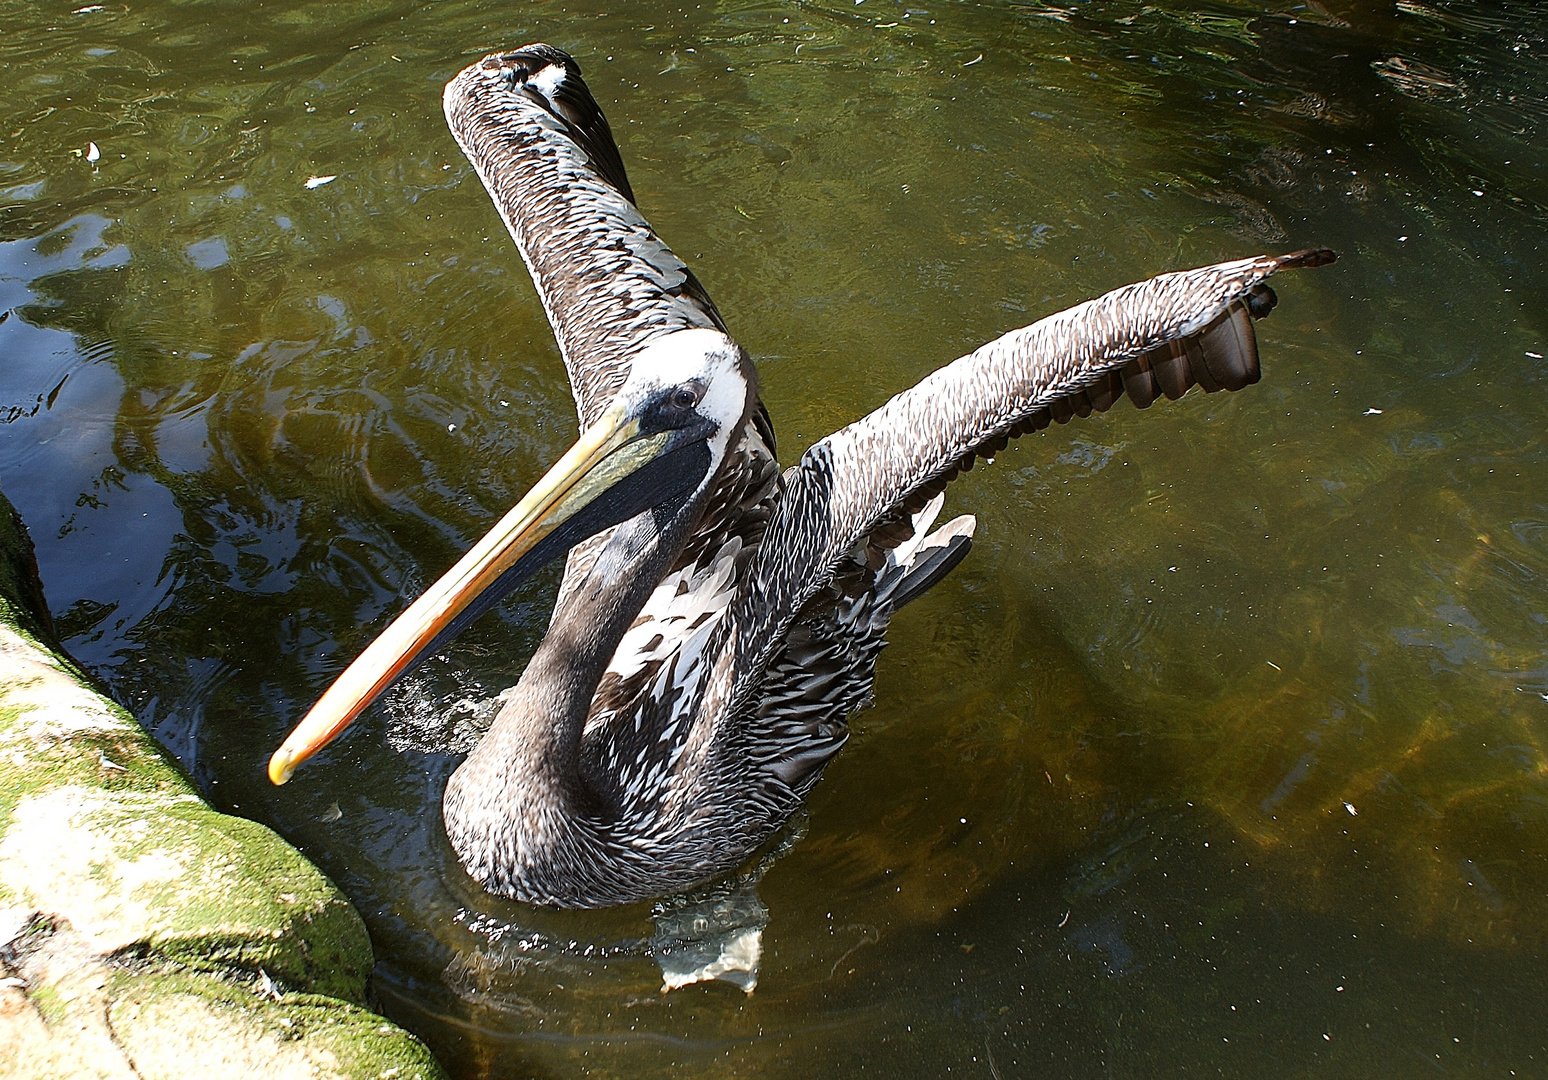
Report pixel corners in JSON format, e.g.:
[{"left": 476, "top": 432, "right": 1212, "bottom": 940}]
[{"left": 3, "top": 0, "right": 1546, "bottom": 1075}]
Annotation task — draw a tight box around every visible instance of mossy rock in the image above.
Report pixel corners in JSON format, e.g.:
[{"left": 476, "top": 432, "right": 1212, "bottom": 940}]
[
  {"left": 0, "top": 492, "right": 57, "bottom": 650},
  {"left": 0, "top": 620, "right": 373, "bottom": 1001},
  {"left": 108, "top": 968, "right": 445, "bottom": 1080},
  {"left": 0, "top": 783, "right": 372, "bottom": 1000},
  {"left": 0, "top": 484, "right": 447, "bottom": 1079},
  {"left": 1, "top": 940, "right": 442, "bottom": 1080},
  {"left": 0, "top": 615, "right": 199, "bottom": 826}
]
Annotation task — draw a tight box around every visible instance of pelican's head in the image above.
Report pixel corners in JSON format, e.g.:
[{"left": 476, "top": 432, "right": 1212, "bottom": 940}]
[
  {"left": 608, "top": 326, "right": 753, "bottom": 479},
  {"left": 267, "top": 328, "right": 753, "bottom": 784}
]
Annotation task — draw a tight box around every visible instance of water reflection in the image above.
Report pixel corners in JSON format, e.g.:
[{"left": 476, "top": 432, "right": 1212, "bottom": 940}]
[{"left": 1, "top": 0, "right": 1546, "bottom": 1077}]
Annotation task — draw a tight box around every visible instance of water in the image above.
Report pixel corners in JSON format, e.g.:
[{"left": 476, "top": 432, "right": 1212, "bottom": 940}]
[{"left": 2, "top": 0, "right": 1546, "bottom": 1075}]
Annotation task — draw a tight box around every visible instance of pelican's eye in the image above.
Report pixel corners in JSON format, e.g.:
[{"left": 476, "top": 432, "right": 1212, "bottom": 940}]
[{"left": 671, "top": 386, "right": 700, "bottom": 410}]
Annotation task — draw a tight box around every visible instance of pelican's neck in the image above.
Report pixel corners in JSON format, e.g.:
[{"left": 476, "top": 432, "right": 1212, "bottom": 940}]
[
  {"left": 498, "top": 517, "right": 674, "bottom": 787},
  {"left": 442, "top": 502, "right": 698, "bottom": 894}
]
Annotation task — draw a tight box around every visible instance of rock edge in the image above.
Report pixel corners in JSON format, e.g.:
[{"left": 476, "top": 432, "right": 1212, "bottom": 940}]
[{"left": 0, "top": 487, "right": 447, "bottom": 1080}]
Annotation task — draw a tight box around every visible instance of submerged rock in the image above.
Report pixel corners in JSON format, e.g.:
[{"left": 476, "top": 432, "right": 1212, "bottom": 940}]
[{"left": 0, "top": 487, "right": 446, "bottom": 1080}]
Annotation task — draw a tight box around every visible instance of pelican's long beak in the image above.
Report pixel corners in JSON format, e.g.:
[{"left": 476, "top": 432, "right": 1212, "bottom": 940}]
[{"left": 268, "top": 404, "right": 670, "bottom": 785}]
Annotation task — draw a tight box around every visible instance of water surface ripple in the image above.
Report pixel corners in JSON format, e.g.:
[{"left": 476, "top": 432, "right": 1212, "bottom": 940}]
[{"left": 1, "top": 0, "right": 1545, "bottom": 1076}]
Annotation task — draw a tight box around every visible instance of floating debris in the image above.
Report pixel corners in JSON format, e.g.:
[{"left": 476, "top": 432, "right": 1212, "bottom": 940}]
[
  {"left": 651, "top": 816, "right": 807, "bottom": 993},
  {"left": 1372, "top": 56, "right": 1463, "bottom": 101},
  {"left": 304, "top": 174, "right": 337, "bottom": 189},
  {"left": 655, "top": 904, "right": 763, "bottom": 994},
  {"left": 1274, "top": 91, "right": 1358, "bottom": 125},
  {"left": 653, "top": 866, "right": 768, "bottom": 993},
  {"left": 85, "top": 142, "right": 100, "bottom": 162}
]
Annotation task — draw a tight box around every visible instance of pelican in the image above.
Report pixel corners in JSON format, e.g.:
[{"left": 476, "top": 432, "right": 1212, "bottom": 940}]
[{"left": 269, "top": 44, "right": 1334, "bottom": 908}]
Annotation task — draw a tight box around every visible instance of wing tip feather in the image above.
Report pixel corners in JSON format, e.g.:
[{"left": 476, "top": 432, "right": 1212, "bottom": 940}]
[{"left": 1274, "top": 247, "right": 1338, "bottom": 270}]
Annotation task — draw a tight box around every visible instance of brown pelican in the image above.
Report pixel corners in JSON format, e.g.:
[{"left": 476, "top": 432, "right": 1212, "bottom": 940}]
[{"left": 268, "top": 44, "right": 1334, "bottom": 908}]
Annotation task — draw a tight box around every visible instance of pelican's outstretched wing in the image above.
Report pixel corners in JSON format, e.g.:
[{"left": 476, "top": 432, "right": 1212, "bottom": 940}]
[
  {"left": 444, "top": 45, "right": 730, "bottom": 428},
  {"left": 735, "top": 249, "right": 1337, "bottom": 683}
]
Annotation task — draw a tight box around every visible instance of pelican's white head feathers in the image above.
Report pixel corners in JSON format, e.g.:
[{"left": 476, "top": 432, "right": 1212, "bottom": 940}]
[{"left": 618, "top": 328, "right": 752, "bottom": 462}]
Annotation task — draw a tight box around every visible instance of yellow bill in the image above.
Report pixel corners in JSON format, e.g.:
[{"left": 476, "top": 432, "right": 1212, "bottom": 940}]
[{"left": 268, "top": 404, "right": 669, "bottom": 784}]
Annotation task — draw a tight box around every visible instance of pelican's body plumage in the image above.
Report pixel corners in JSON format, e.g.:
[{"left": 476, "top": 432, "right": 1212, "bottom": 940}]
[{"left": 269, "top": 44, "right": 1334, "bottom": 908}]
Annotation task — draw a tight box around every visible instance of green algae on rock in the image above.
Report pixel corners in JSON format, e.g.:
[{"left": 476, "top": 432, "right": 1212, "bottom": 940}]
[{"left": 0, "top": 484, "right": 446, "bottom": 1080}]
